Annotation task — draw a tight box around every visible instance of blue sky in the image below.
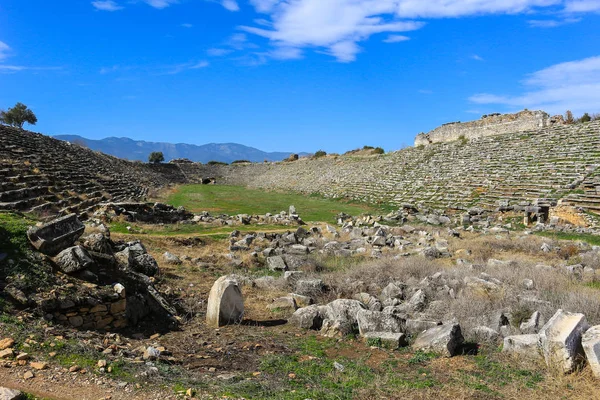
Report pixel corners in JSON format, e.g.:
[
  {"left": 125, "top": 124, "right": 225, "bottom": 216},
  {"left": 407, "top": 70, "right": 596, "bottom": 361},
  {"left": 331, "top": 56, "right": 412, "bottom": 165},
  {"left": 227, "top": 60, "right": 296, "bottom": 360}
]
[{"left": 1, "top": 1, "right": 599, "bottom": 153}]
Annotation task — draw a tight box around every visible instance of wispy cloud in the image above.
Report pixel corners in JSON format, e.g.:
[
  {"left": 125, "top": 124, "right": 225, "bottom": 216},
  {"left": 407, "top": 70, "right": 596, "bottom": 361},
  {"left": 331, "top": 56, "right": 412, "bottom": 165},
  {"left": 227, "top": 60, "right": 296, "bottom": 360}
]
[
  {"left": 221, "top": 0, "right": 240, "bottom": 11},
  {"left": 470, "top": 55, "right": 600, "bottom": 115},
  {"left": 471, "top": 54, "right": 484, "bottom": 61},
  {"left": 164, "top": 60, "right": 210, "bottom": 74},
  {"left": 418, "top": 89, "right": 433, "bottom": 94},
  {"left": 564, "top": 0, "right": 600, "bottom": 12},
  {"left": 91, "top": 0, "right": 123, "bottom": 11},
  {"left": 383, "top": 35, "right": 410, "bottom": 43},
  {"left": 207, "top": 48, "right": 233, "bottom": 57},
  {"left": 528, "top": 17, "right": 582, "bottom": 27},
  {"left": 181, "top": 23, "right": 193, "bottom": 28},
  {"left": 144, "top": 0, "right": 178, "bottom": 9},
  {"left": 0, "top": 65, "right": 62, "bottom": 74},
  {"left": 240, "top": 0, "right": 569, "bottom": 63},
  {"left": 0, "top": 41, "right": 10, "bottom": 61}
]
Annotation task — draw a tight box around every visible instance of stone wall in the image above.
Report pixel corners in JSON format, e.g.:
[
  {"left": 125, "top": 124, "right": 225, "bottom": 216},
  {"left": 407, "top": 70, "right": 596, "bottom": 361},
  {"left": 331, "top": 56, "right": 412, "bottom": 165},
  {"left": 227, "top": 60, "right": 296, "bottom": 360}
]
[
  {"left": 39, "top": 284, "right": 127, "bottom": 330},
  {"left": 414, "top": 110, "right": 560, "bottom": 146}
]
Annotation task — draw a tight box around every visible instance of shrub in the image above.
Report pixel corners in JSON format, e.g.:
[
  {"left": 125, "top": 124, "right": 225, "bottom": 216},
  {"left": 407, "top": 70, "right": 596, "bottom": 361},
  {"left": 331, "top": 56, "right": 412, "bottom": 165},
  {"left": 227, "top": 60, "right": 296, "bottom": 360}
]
[
  {"left": 565, "top": 110, "right": 574, "bottom": 124},
  {"left": 287, "top": 154, "right": 299, "bottom": 162},
  {"left": 231, "top": 159, "right": 251, "bottom": 164},
  {"left": 579, "top": 113, "right": 592, "bottom": 123},
  {"left": 314, "top": 150, "right": 327, "bottom": 158},
  {"left": 207, "top": 160, "right": 228, "bottom": 166},
  {"left": 362, "top": 145, "right": 374, "bottom": 150},
  {"left": 148, "top": 151, "right": 165, "bottom": 164},
  {"left": 373, "top": 147, "right": 384, "bottom": 154}
]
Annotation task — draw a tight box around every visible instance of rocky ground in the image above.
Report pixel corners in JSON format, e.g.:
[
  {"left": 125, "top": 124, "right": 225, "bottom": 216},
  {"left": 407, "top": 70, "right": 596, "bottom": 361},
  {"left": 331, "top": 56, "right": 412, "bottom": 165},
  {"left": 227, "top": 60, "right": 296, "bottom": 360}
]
[{"left": 3, "top": 206, "right": 600, "bottom": 399}]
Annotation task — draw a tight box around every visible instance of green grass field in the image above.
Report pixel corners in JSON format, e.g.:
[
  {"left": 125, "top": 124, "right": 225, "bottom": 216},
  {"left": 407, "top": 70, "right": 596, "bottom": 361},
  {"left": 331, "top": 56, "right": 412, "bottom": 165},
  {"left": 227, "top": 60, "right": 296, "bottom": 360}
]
[{"left": 161, "top": 185, "right": 392, "bottom": 223}]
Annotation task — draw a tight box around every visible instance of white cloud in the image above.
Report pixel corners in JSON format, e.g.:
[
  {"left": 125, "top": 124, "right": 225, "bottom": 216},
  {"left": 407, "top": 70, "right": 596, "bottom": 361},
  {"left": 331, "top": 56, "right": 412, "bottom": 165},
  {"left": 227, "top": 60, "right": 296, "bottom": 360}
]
[
  {"left": 91, "top": 0, "right": 123, "bottom": 11},
  {"left": 471, "top": 54, "right": 484, "bottom": 61},
  {"left": 165, "top": 60, "right": 210, "bottom": 74},
  {"left": 394, "top": 0, "right": 562, "bottom": 18},
  {"left": 0, "top": 65, "right": 62, "bottom": 74},
  {"left": 383, "top": 34, "right": 410, "bottom": 43},
  {"left": 470, "top": 56, "right": 600, "bottom": 115},
  {"left": 564, "top": 0, "right": 600, "bottom": 12},
  {"left": 241, "top": 0, "right": 568, "bottom": 63},
  {"left": 181, "top": 23, "right": 193, "bottom": 28},
  {"left": 190, "top": 61, "right": 210, "bottom": 69},
  {"left": 207, "top": 48, "right": 232, "bottom": 56},
  {"left": 144, "top": 0, "right": 178, "bottom": 9},
  {"left": 221, "top": 0, "right": 240, "bottom": 11},
  {"left": 528, "top": 17, "right": 581, "bottom": 27},
  {"left": 250, "top": 0, "right": 281, "bottom": 13},
  {"left": 0, "top": 41, "right": 10, "bottom": 61}
]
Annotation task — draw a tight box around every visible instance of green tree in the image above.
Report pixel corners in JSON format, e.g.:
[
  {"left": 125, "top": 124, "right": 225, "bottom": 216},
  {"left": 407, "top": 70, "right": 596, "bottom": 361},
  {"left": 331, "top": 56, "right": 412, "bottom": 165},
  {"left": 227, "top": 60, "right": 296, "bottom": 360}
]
[
  {"left": 0, "top": 102, "right": 38, "bottom": 129},
  {"left": 579, "top": 113, "right": 591, "bottom": 123},
  {"left": 148, "top": 151, "right": 165, "bottom": 164}
]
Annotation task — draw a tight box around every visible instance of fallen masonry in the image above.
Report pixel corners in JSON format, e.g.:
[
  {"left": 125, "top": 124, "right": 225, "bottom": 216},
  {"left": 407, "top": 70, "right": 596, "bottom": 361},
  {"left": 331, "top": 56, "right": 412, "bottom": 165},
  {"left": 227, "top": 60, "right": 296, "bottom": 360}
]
[{"left": 17, "top": 214, "right": 179, "bottom": 331}]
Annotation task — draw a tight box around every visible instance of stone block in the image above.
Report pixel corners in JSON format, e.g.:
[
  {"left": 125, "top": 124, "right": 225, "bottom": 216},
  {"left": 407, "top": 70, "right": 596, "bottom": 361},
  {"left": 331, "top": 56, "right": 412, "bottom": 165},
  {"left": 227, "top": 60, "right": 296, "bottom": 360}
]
[
  {"left": 538, "top": 309, "right": 589, "bottom": 373},
  {"left": 412, "top": 323, "right": 464, "bottom": 357},
  {"left": 502, "top": 334, "right": 542, "bottom": 360},
  {"left": 363, "top": 332, "right": 407, "bottom": 349},
  {"left": 357, "top": 310, "right": 404, "bottom": 336},
  {"left": 582, "top": 325, "right": 600, "bottom": 378},
  {"left": 206, "top": 276, "right": 244, "bottom": 328}
]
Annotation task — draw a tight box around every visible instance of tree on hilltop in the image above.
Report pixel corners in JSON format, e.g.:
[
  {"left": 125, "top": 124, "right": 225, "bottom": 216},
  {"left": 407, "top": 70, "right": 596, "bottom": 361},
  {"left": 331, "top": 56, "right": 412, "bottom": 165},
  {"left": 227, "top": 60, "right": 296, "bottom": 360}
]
[
  {"left": 0, "top": 102, "right": 38, "bottom": 129},
  {"left": 148, "top": 151, "right": 165, "bottom": 164}
]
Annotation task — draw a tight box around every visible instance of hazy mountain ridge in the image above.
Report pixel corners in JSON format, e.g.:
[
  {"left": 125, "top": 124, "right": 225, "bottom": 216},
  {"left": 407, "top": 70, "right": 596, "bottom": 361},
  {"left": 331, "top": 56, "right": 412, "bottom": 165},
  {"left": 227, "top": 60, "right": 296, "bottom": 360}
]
[{"left": 54, "top": 135, "right": 308, "bottom": 163}]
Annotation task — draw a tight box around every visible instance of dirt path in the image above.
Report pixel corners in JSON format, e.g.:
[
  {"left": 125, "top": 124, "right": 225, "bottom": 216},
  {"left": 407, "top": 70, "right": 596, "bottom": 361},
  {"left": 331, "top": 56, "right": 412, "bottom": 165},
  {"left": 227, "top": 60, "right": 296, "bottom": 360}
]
[{"left": 0, "top": 367, "right": 177, "bottom": 400}]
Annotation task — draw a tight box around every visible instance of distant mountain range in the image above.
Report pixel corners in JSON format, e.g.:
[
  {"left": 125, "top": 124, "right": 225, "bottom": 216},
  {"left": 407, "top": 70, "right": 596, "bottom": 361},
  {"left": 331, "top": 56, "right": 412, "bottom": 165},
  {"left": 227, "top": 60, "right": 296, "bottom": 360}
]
[{"left": 54, "top": 135, "right": 308, "bottom": 163}]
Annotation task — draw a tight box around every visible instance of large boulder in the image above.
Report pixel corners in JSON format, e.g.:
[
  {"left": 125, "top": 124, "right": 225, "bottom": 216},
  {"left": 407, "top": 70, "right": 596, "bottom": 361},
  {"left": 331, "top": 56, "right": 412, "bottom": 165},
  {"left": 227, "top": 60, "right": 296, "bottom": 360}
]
[
  {"left": 288, "top": 305, "right": 327, "bottom": 330},
  {"left": 412, "top": 323, "right": 464, "bottom": 357},
  {"left": 320, "top": 299, "right": 366, "bottom": 337},
  {"left": 357, "top": 310, "right": 404, "bottom": 336},
  {"left": 538, "top": 309, "right": 589, "bottom": 373},
  {"left": 133, "top": 253, "right": 160, "bottom": 276},
  {"left": 502, "top": 334, "right": 542, "bottom": 360},
  {"left": 53, "top": 246, "right": 94, "bottom": 274},
  {"left": 83, "top": 233, "right": 112, "bottom": 254},
  {"left": 0, "top": 387, "right": 22, "bottom": 400},
  {"left": 363, "top": 332, "right": 407, "bottom": 349},
  {"left": 27, "top": 213, "right": 85, "bottom": 256},
  {"left": 206, "top": 276, "right": 244, "bottom": 328},
  {"left": 582, "top": 325, "right": 600, "bottom": 378},
  {"left": 266, "top": 256, "right": 287, "bottom": 271}
]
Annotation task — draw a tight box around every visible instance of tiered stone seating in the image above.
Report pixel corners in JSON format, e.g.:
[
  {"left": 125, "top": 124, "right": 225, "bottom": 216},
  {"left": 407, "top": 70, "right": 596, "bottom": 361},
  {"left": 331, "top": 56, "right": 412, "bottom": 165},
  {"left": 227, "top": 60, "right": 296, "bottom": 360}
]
[
  {"left": 214, "top": 120, "right": 600, "bottom": 212},
  {"left": 0, "top": 126, "right": 176, "bottom": 216}
]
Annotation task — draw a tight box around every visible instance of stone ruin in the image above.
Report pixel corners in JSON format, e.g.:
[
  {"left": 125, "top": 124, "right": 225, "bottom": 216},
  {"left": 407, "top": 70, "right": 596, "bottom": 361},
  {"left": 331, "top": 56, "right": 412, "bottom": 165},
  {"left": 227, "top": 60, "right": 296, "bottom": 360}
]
[
  {"left": 4, "top": 120, "right": 600, "bottom": 225},
  {"left": 20, "top": 214, "right": 178, "bottom": 331},
  {"left": 414, "top": 109, "right": 563, "bottom": 147}
]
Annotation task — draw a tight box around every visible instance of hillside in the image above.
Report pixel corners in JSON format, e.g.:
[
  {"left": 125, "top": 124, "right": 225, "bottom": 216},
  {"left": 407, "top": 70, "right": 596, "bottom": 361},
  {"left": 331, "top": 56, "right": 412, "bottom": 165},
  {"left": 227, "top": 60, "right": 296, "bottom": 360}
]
[{"left": 54, "top": 135, "right": 308, "bottom": 163}]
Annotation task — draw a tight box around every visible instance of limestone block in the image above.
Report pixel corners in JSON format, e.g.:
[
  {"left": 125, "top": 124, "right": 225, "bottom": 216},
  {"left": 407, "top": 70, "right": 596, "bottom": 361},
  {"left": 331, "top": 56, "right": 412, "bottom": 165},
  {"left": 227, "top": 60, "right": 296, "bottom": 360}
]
[
  {"left": 412, "top": 323, "right": 464, "bottom": 357},
  {"left": 538, "top": 309, "right": 589, "bottom": 373},
  {"left": 266, "top": 256, "right": 287, "bottom": 271},
  {"left": 520, "top": 311, "right": 541, "bottom": 334},
  {"left": 582, "top": 325, "right": 600, "bottom": 378},
  {"left": 0, "top": 387, "right": 22, "bottom": 400},
  {"left": 502, "top": 334, "right": 542, "bottom": 360},
  {"left": 54, "top": 246, "right": 94, "bottom": 274},
  {"left": 267, "top": 296, "right": 297, "bottom": 312},
  {"left": 206, "top": 276, "right": 244, "bottom": 328},
  {"left": 288, "top": 305, "right": 326, "bottom": 330},
  {"left": 357, "top": 310, "right": 404, "bottom": 336},
  {"left": 363, "top": 332, "right": 407, "bottom": 349}
]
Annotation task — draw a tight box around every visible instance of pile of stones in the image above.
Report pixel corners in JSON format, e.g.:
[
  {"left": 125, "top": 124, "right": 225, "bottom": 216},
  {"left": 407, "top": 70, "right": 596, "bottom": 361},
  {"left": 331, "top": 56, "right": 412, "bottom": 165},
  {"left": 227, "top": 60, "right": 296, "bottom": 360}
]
[{"left": 20, "top": 214, "right": 177, "bottom": 330}]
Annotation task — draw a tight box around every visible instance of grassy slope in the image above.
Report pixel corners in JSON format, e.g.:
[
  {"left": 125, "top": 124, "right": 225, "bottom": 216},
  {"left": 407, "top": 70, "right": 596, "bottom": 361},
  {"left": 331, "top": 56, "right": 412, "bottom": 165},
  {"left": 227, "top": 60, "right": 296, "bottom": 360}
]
[{"left": 161, "top": 185, "right": 392, "bottom": 223}]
